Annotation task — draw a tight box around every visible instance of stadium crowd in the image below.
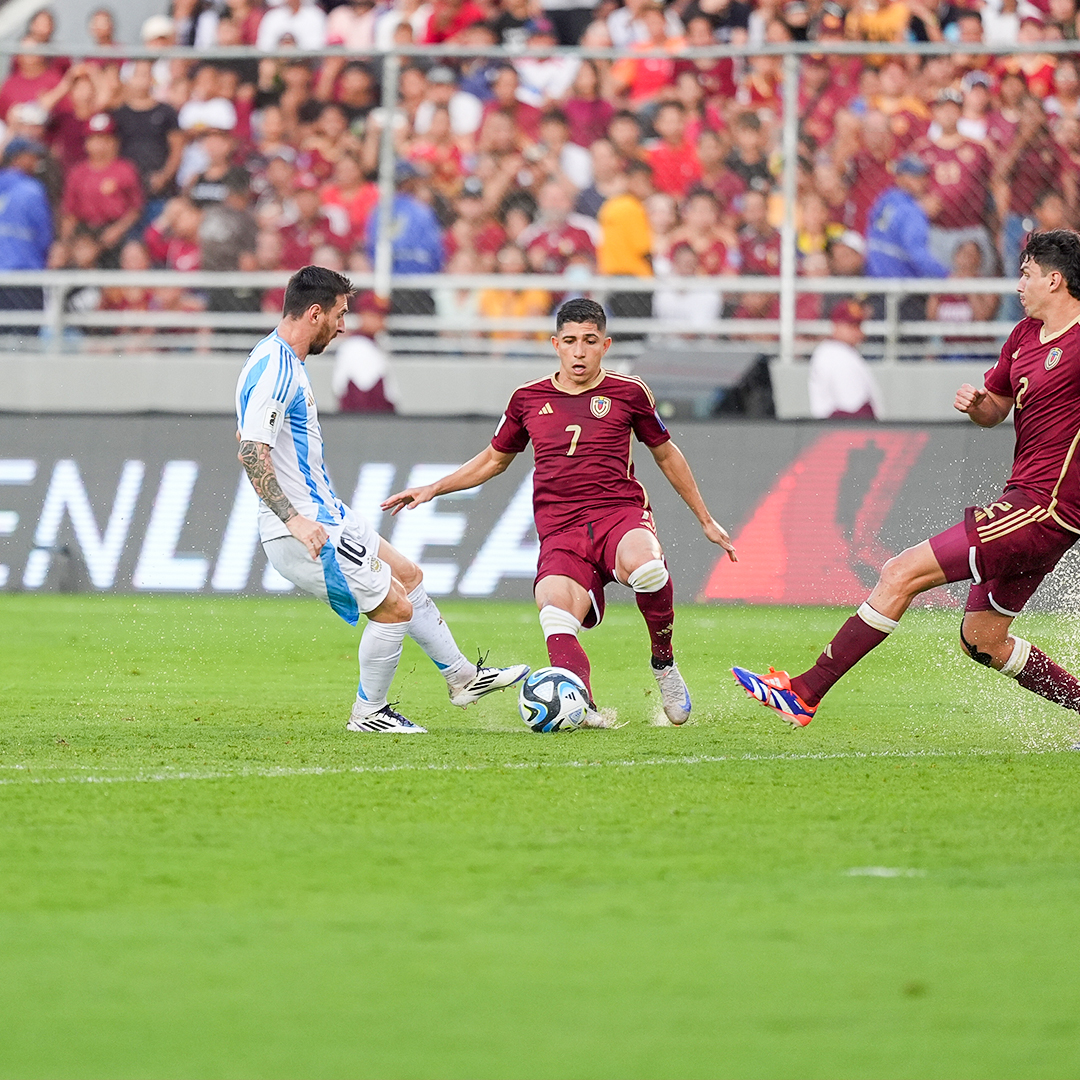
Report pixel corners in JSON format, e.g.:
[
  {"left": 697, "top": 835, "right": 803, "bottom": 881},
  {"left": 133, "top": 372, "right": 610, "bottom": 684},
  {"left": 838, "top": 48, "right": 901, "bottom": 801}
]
[{"left": 0, "top": 0, "right": 1075, "bottom": 328}]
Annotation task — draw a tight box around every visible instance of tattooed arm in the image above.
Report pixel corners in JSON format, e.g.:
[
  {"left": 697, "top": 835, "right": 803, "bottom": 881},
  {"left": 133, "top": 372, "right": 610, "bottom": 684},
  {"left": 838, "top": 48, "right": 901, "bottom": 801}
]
[{"left": 238, "top": 439, "right": 328, "bottom": 560}]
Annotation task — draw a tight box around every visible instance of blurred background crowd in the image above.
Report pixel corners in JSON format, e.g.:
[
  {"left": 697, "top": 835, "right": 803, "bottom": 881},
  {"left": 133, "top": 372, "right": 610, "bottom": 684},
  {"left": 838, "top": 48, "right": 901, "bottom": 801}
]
[{"left": 0, "top": 0, "right": 1074, "bottom": 331}]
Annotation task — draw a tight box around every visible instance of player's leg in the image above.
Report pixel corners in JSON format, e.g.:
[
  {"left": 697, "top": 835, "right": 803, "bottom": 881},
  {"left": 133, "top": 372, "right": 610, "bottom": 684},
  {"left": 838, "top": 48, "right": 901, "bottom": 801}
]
[
  {"left": 534, "top": 573, "right": 595, "bottom": 699},
  {"left": 352, "top": 578, "right": 422, "bottom": 730},
  {"left": 961, "top": 595, "right": 1080, "bottom": 713},
  {"left": 613, "top": 526, "right": 690, "bottom": 724},
  {"left": 376, "top": 537, "right": 529, "bottom": 707},
  {"left": 733, "top": 537, "right": 948, "bottom": 725},
  {"left": 262, "top": 528, "right": 425, "bottom": 732}
]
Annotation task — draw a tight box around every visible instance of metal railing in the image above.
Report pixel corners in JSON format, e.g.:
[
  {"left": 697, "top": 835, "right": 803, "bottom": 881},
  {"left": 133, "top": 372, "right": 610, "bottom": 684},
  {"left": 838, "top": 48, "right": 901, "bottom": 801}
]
[{"left": 0, "top": 271, "right": 1017, "bottom": 363}]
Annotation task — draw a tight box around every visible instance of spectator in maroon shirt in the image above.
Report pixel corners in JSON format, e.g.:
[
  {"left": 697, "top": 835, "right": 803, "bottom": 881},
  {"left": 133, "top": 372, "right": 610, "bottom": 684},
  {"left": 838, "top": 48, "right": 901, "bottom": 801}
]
[
  {"left": 675, "top": 16, "right": 736, "bottom": 104},
  {"left": 735, "top": 188, "right": 780, "bottom": 275},
  {"left": 144, "top": 196, "right": 203, "bottom": 270},
  {"left": 481, "top": 66, "right": 543, "bottom": 143},
  {"left": 648, "top": 101, "right": 702, "bottom": 198},
  {"left": 696, "top": 129, "right": 744, "bottom": 211},
  {"left": 279, "top": 172, "right": 355, "bottom": 269},
  {"left": 519, "top": 178, "right": 595, "bottom": 272},
  {"left": 58, "top": 112, "right": 143, "bottom": 264},
  {"left": 40, "top": 67, "right": 106, "bottom": 173},
  {"left": 914, "top": 88, "right": 996, "bottom": 275},
  {"left": 986, "top": 70, "right": 1026, "bottom": 154},
  {"left": 25, "top": 10, "right": 68, "bottom": 73},
  {"left": 563, "top": 61, "right": 615, "bottom": 149},
  {"left": 0, "top": 40, "right": 63, "bottom": 123},
  {"left": 843, "top": 110, "right": 897, "bottom": 233}
]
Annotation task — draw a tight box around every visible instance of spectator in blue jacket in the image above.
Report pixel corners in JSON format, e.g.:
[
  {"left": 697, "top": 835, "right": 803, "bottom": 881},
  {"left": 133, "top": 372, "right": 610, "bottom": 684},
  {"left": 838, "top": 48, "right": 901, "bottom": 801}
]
[
  {"left": 0, "top": 137, "right": 52, "bottom": 333},
  {"left": 866, "top": 154, "right": 947, "bottom": 328},
  {"left": 364, "top": 161, "right": 445, "bottom": 275},
  {"left": 365, "top": 161, "right": 444, "bottom": 318}
]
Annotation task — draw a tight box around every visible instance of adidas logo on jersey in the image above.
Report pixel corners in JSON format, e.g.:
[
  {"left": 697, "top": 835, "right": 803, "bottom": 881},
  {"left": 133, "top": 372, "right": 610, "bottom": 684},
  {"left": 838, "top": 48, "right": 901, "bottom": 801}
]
[{"left": 538, "top": 402, "right": 553, "bottom": 415}]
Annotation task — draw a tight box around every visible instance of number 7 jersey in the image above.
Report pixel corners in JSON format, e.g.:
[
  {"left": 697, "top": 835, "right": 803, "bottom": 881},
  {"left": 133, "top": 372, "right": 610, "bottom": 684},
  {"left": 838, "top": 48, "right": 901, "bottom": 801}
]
[{"left": 491, "top": 370, "right": 672, "bottom": 537}]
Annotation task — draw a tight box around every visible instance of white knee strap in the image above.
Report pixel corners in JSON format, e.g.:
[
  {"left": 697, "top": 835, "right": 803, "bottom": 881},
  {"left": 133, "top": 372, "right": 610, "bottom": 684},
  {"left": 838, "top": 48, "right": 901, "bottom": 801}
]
[
  {"left": 627, "top": 559, "right": 669, "bottom": 593},
  {"left": 857, "top": 601, "right": 899, "bottom": 634},
  {"left": 539, "top": 605, "right": 582, "bottom": 639},
  {"left": 1000, "top": 636, "right": 1032, "bottom": 678}
]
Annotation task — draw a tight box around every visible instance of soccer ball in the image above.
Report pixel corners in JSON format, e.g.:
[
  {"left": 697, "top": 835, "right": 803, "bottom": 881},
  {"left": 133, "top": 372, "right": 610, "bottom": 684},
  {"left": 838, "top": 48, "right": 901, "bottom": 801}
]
[{"left": 518, "top": 666, "right": 589, "bottom": 732}]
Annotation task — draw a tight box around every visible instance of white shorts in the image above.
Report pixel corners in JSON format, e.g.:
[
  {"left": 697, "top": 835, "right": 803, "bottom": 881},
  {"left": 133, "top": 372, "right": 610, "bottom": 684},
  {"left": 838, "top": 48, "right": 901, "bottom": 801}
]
[{"left": 263, "top": 511, "right": 391, "bottom": 626}]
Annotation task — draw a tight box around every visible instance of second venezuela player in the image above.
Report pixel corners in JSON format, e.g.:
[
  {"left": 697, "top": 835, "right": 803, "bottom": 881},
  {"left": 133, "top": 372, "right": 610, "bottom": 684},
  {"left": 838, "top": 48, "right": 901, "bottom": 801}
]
[
  {"left": 734, "top": 229, "right": 1080, "bottom": 730},
  {"left": 383, "top": 297, "right": 738, "bottom": 725}
]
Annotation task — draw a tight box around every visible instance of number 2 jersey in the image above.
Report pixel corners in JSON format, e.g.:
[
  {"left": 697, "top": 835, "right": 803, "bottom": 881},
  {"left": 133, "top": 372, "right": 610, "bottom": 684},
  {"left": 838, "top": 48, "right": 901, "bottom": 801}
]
[
  {"left": 235, "top": 331, "right": 348, "bottom": 541},
  {"left": 491, "top": 370, "right": 671, "bottom": 538},
  {"left": 984, "top": 315, "right": 1080, "bottom": 534}
]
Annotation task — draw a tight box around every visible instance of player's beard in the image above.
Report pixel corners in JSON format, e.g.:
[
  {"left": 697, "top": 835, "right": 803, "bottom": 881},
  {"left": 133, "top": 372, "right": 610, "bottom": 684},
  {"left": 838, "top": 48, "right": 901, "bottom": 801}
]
[{"left": 308, "top": 322, "right": 335, "bottom": 355}]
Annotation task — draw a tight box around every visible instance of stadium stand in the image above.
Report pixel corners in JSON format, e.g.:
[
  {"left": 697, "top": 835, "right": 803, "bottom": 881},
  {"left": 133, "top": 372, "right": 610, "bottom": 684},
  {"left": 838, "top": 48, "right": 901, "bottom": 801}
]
[{"left": 0, "top": 0, "right": 1069, "bottom": 414}]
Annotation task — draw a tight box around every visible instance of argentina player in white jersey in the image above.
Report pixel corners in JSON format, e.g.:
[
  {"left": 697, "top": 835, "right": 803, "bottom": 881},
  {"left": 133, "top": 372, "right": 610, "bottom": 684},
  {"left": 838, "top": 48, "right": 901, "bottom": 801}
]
[{"left": 236, "top": 266, "right": 529, "bottom": 733}]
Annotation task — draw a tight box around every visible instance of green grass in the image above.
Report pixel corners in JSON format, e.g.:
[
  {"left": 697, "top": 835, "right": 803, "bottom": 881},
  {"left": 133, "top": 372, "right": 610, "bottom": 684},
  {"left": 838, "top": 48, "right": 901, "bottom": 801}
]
[{"left": 3, "top": 594, "right": 1080, "bottom": 1079}]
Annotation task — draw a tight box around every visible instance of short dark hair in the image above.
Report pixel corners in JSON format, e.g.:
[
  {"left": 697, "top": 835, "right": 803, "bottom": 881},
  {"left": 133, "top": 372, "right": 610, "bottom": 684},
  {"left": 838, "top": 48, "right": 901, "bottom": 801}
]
[
  {"left": 1020, "top": 230, "right": 1080, "bottom": 299},
  {"left": 282, "top": 265, "right": 355, "bottom": 319},
  {"left": 556, "top": 298, "right": 607, "bottom": 335}
]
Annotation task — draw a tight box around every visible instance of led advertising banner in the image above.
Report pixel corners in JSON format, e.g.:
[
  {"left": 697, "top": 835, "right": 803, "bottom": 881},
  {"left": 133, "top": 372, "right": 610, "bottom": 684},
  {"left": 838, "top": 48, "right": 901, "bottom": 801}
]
[{"left": 0, "top": 416, "right": 1027, "bottom": 605}]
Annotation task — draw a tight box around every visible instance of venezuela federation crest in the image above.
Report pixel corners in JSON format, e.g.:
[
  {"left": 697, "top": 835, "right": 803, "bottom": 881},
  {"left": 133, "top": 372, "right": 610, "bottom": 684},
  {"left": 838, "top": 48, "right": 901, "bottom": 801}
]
[
  {"left": 1046, "top": 347, "right": 1063, "bottom": 371},
  {"left": 590, "top": 395, "right": 611, "bottom": 418}
]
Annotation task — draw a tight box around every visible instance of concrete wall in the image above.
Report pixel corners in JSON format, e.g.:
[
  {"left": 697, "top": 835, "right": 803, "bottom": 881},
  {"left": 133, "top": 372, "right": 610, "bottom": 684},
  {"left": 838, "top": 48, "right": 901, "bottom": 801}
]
[
  {"left": 769, "top": 360, "right": 994, "bottom": 422},
  {"left": 1, "top": 351, "right": 994, "bottom": 421}
]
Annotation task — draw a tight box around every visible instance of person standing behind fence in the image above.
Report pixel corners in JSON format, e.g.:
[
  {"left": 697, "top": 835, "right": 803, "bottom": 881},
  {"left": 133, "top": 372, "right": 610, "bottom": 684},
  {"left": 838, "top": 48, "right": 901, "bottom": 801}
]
[
  {"left": 0, "top": 137, "right": 51, "bottom": 332},
  {"left": 807, "top": 301, "right": 882, "bottom": 420}
]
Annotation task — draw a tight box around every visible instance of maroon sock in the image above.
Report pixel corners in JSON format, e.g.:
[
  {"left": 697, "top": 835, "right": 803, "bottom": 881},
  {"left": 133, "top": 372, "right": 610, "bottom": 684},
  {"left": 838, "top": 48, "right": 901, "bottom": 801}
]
[
  {"left": 636, "top": 579, "right": 675, "bottom": 664},
  {"left": 790, "top": 605, "right": 896, "bottom": 705},
  {"left": 546, "top": 634, "right": 593, "bottom": 700},
  {"left": 1014, "top": 646, "right": 1080, "bottom": 711}
]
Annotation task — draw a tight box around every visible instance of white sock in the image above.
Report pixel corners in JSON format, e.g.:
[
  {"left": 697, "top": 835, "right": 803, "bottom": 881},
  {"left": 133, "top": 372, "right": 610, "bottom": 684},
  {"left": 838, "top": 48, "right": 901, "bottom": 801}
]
[
  {"left": 356, "top": 619, "right": 409, "bottom": 713},
  {"left": 405, "top": 583, "right": 473, "bottom": 684}
]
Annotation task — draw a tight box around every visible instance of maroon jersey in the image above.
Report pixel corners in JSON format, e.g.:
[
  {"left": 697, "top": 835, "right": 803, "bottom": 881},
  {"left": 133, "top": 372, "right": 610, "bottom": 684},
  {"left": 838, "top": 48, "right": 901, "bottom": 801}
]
[
  {"left": 843, "top": 150, "right": 893, "bottom": 233},
  {"left": 491, "top": 371, "right": 671, "bottom": 537},
  {"left": 914, "top": 138, "right": 992, "bottom": 230},
  {"left": 984, "top": 316, "right": 1080, "bottom": 533},
  {"left": 736, "top": 225, "right": 780, "bottom": 275},
  {"left": 1005, "top": 136, "right": 1069, "bottom": 218},
  {"left": 523, "top": 223, "right": 595, "bottom": 273},
  {"left": 62, "top": 158, "right": 143, "bottom": 229}
]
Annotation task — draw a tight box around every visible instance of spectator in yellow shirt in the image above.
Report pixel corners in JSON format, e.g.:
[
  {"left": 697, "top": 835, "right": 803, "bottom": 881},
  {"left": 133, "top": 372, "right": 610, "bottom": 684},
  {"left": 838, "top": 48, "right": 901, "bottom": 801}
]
[
  {"left": 597, "top": 159, "right": 655, "bottom": 322},
  {"left": 597, "top": 160, "right": 654, "bottom": 277},
  {"left": 477, "top": 244, "right": 552, "bottom": 340}
]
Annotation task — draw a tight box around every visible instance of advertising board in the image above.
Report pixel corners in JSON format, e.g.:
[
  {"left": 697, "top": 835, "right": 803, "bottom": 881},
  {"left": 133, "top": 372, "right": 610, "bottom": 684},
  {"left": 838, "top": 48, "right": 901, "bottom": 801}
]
[{"left": 2, "top": 416, "right": 1050, "bottom": 607}]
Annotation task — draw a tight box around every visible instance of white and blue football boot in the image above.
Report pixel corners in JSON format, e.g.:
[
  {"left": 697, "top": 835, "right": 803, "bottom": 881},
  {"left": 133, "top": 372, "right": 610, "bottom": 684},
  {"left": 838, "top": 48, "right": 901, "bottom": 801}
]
[
  {"left": 653, "top": 660, "right": 692, "bottom": 724},
  {"left": 346, "top": 701, "right": 427, "bottom": 734},
  {"left": 449, "top": 662, "right": 530, "bottom": 708}
]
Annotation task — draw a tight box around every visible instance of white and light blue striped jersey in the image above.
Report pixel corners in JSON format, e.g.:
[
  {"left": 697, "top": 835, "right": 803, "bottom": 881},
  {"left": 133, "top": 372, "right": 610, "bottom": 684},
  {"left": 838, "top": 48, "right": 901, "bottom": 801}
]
[{"left": 235, "top": 331, "right": 347, "bottom": 541}]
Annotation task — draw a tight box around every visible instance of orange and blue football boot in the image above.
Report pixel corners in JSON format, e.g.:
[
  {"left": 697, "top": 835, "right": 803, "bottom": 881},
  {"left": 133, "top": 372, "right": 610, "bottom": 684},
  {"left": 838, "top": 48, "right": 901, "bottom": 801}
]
[{"left": 732, "top": 666, "right": 817, "bottom": 727}]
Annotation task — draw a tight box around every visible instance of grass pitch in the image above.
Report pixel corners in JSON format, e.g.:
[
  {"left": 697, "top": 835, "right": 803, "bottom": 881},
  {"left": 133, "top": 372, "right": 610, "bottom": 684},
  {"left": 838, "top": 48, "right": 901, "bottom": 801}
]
[{"left": 3, "top": 594, "right": 1080, "bottom": 1079}]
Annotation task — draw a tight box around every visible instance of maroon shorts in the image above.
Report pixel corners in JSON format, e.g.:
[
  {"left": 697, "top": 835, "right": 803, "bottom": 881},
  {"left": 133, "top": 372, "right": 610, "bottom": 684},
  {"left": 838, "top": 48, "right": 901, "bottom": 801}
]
[
  {"left": 928, "top": 488, "right": 1077, "bottom": 616},
  {"left": 535, "top": 505, "right": 658, "bottom": 628}
]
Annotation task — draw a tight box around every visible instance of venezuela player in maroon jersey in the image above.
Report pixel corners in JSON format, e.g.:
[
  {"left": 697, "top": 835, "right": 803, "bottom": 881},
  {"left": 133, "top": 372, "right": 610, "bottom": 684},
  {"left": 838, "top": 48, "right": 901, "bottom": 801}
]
[
  {"left": 734, "top": 230, "right": 1080, "bottom": 729},
  {"left": 383, "top": 298, "right": 737, "bottom": 725}
]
